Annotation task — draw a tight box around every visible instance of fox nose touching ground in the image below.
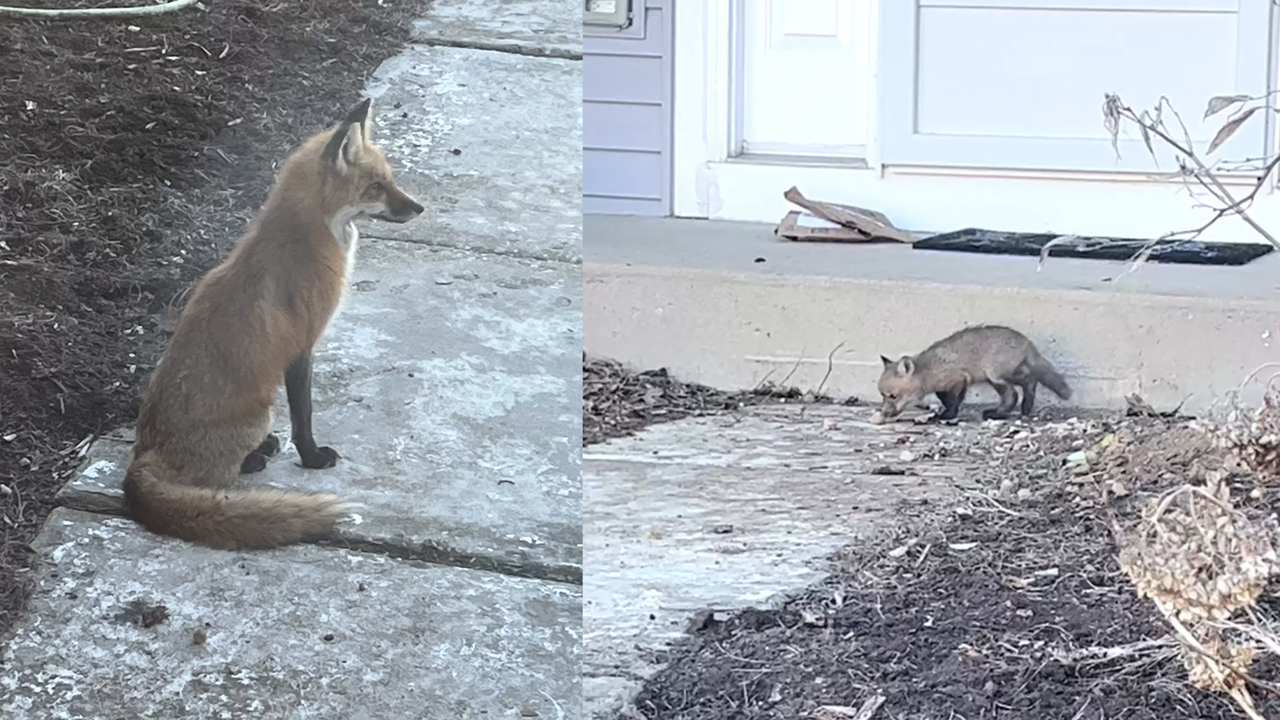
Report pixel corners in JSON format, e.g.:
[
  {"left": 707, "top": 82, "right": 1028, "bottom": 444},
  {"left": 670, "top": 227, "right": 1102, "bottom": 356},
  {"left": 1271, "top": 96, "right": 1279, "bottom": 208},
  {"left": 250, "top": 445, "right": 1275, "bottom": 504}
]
[{"left": 122, "top": 98, "right": 425, "bottom": 550}]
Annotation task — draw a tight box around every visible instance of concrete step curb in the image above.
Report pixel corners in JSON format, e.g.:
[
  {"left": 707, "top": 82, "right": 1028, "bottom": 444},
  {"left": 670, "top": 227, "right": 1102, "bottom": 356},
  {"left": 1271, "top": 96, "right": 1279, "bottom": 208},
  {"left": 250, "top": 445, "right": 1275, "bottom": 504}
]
[{"left": 585, "top": 261, "right": 1280, "bottom": 417}]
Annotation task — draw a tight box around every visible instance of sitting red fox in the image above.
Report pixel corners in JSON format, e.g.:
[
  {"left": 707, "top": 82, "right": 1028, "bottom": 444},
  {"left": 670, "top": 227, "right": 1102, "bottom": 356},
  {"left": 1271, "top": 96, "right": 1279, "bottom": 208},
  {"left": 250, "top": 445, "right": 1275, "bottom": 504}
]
[
  {"left": 872, "top": 325, "right": 1072, "bottom": 424},
  {"left": 122, "top": 98, "right": 424, "bottom": 549}
]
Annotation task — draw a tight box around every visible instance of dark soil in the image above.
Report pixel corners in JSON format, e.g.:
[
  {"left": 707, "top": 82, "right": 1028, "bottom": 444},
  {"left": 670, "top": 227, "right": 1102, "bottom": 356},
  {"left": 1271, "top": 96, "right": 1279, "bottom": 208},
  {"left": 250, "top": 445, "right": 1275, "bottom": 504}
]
[
  {"left": 0, "top": 0, "right": 431, "bottom": 642},
  {"left": 583, "top": 356, "right": 847, "bottom": 446},
  {"left": 626, "top": 416, "right": 1280, "bottom": 720}
]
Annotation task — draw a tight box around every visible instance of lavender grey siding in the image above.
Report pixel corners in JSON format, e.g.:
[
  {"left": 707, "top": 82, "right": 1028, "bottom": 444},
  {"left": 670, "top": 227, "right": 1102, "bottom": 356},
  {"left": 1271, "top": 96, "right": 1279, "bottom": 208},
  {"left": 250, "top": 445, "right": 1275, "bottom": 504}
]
[{"left": 583, "top": 0, "right": 672, "bottom": 216}]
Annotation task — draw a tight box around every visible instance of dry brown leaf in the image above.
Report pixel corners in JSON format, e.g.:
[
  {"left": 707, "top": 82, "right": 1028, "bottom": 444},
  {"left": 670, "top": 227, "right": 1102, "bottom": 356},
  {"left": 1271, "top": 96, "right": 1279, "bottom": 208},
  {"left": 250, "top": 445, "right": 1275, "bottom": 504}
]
[
  {"left": 1207, "top": 106, "right": 1261, "bottom": 155},
  {"left": 1204, "top": 94, "right": 1250, "bottom": 120}
]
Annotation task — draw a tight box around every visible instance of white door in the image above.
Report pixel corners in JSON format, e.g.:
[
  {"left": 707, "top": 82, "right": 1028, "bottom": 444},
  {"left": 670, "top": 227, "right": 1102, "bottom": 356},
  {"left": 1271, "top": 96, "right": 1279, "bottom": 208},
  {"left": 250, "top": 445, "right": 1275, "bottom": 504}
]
[
  {"left": 742, "top": 0, "right": 873, "bottom": 157},
  {"left": 878, "top": 0, "right": 1273, "bottom": 173}
]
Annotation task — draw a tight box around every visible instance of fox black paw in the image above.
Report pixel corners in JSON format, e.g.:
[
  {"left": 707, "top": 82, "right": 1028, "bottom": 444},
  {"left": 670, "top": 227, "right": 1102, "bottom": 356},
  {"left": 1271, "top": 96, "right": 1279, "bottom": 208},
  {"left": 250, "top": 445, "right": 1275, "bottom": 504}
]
[
  {"left": 240, "top": 452, "right": 270, "bottom": 475},
  {"left": 257, "top": 433, "right": 282, "bottom": 458},
  {"left": 981, "top": 409, "right": 1011, "bottom": 421},
  {"left": 300, "top": 446, "right": 340, "bottom": 469}
]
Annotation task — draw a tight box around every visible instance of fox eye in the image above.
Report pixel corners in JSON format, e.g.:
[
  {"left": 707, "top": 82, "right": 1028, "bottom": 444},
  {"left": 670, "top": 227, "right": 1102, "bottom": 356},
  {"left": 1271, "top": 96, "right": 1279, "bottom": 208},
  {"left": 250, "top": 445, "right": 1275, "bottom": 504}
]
[{"left": 368, "top": 181, "right": 385, "bottom": 194}]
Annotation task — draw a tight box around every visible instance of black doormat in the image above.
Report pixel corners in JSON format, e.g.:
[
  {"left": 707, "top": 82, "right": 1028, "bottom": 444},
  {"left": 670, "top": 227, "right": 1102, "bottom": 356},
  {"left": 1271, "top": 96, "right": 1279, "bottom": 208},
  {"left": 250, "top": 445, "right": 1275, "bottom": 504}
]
[{"left": 914, "top": 228, "right": 1274, "bottom": 266}]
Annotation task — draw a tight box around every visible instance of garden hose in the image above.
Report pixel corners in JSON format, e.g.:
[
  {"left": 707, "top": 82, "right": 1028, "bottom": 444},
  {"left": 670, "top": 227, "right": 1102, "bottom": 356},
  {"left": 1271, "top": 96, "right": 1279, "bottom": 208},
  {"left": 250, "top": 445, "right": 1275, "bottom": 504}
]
[{"left": 0, "top": 0, "right": 198, "bottom": 19}]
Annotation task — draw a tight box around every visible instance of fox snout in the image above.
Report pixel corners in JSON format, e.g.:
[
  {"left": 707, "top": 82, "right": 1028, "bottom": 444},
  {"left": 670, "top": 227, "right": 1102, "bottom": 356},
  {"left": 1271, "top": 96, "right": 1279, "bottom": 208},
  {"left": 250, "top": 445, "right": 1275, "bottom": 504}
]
[
  {"left": 377, "top": 187, "right": 424, "bottom": 224},
  {"left": 878, "top": 397, "right": 908, "bottom": 419}
]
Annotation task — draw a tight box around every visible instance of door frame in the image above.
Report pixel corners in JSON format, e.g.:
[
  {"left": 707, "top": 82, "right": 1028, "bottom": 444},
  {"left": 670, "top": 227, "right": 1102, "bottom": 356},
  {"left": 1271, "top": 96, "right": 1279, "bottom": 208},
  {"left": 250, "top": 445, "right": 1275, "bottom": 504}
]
[
  {"left": 672, "top": 0, "right": 732, "bottom": 218},
  {"left": 673, "top": 0, "right": 885, "bottom": 217}
]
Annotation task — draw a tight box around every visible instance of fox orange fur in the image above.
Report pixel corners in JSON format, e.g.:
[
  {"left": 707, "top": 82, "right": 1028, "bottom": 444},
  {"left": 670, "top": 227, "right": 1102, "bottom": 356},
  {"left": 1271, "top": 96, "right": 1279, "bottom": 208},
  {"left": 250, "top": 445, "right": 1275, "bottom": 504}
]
[{"left": 122, "top": 98, "right": 424, "bottom": 549}]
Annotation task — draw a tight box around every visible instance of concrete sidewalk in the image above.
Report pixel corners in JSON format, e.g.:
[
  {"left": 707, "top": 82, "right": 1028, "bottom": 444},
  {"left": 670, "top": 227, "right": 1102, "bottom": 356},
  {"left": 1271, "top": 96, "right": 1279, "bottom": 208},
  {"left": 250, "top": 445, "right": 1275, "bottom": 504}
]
[
  {"left": 585, "top": 215, "right": 1280, "bottom": 415},
  {"left": 1, "top": 1, "right": 583, "bottom": 718},
  {"left": 583, "top": 404, "right": 974, "bottom": 718}
]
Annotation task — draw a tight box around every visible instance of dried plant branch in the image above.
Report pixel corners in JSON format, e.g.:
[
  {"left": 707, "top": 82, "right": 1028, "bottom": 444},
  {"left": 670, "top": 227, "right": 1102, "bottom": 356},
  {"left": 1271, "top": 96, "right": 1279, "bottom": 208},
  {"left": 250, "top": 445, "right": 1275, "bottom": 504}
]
[{"left": 1101, "top": 93, "right": 1280, "bottom": 252}]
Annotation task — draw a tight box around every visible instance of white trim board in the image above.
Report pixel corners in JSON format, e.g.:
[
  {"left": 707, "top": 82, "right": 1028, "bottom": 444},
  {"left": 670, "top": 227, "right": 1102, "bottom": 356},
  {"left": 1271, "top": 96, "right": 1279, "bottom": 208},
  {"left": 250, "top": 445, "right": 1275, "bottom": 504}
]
[{"left": 689, "top": 159, "right": 1280, "bottom": 243}]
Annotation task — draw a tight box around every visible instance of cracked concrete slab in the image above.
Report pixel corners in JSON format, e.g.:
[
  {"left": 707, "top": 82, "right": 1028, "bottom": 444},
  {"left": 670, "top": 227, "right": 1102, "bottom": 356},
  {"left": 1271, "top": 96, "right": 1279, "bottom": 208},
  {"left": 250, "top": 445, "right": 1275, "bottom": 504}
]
[
  {"left": 363, "top": 44, "right": 582, "bottom": 264},
  {"left": 412, "top": 0, "right": 582, "bottom": 59},
  {"left": 59, "top": 239, "right": 583, "bottom": 583},
  {"left": 583, "top": 404, "right": 974, "bottom": 719},
  {"left": 1, "top": 509, "right": 581, "bottom": 720}
]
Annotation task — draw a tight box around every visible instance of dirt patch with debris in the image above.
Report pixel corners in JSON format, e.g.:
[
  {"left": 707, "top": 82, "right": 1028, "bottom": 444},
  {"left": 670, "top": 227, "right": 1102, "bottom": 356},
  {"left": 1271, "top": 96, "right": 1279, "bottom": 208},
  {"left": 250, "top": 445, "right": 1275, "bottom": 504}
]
[
  {"left": 626, "top": 413, "right": 1280, "bottom": 720},
  {"left": 0, "top": 0, "right": 430, "bottom": 643},
  {"left": 583, "top": 356, "right": 847, "bottom": 446}
]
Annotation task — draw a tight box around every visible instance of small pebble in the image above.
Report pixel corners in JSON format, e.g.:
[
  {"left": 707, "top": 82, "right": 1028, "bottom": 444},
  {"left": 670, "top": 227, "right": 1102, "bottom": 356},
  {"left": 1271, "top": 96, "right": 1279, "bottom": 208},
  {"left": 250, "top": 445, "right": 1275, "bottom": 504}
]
[{"left": 999, "top": 478, "right": 1016, "bottom": 497}]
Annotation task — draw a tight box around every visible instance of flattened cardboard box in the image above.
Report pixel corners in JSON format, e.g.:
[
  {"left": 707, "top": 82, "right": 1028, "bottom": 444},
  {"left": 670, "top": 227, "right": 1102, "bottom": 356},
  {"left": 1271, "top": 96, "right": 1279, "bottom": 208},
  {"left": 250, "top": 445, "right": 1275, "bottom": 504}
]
[
  {"left": 775, "top": 211, "right": 917, "bottom": 244},
  {"left": 776, "top": 186, "right": 916, "bottom": 244}
]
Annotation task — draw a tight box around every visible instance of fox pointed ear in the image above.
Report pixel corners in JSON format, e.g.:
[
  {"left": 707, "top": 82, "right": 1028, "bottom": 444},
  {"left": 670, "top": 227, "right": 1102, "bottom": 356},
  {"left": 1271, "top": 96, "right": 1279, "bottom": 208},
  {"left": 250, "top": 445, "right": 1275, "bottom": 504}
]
[
  {"left": 879, "top": 355, "right": 894, "bottom": 369},
  {"left": 326, "top": 124, "right": 362, "bottom": 174},
  {"left": 323, "top": 98, "right": 374, "bottom": 174},
  {"left": 344, "top": 97, "right": 374, "bottom": 142},
  {"left": 895, "top": 357, "right": 915, "bottom": 376}
]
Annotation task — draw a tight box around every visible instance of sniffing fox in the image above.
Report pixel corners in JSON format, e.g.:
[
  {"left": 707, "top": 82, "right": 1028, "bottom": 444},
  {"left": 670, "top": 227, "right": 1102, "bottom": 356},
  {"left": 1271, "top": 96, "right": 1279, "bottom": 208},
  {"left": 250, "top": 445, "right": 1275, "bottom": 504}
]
[
  {"left": 872, "top": 325, "right": 1072, "bottom": 423},
  {"left": 122, "top": 98, "right": 424, "bottom": 549}
]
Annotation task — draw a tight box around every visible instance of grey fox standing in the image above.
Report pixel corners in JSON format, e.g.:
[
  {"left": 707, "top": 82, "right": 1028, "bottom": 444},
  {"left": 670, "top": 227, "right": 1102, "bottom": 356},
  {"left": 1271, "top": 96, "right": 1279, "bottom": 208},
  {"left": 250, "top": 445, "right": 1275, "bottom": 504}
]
[{"left": 872, "top": 325, "right": 1071, "bottom": 423}]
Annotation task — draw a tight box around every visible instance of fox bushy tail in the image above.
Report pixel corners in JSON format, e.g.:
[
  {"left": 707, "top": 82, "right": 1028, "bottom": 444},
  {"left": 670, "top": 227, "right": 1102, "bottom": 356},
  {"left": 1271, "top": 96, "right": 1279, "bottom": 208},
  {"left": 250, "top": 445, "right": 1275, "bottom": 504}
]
[
  {"left": 1030, "top": 355, "right": 1072, "bottom": 400},
  {"left": 122, "top": 452, "right": 351, "bottom": 550}
]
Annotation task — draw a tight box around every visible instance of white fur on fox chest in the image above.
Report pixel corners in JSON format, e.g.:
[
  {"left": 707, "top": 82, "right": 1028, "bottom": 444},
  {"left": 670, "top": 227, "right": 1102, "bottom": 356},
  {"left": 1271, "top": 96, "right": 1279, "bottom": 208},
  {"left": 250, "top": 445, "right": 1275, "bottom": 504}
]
[{"left": 326, "top": 211, "right": 363, "bottom": 328}]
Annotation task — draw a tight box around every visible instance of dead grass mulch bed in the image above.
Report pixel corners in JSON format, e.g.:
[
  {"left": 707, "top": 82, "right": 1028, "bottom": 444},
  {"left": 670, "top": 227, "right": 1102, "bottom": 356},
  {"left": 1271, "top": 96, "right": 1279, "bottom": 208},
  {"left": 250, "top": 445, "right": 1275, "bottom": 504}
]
[
  {"left": 583, "top": 355, "right": 848, "bottom": 446},
  {"left": 626, "top": 414, "right": 1280, "bottom": 720},
  {"left": 0, "top": 0, "right": 431, "bottom": 644}
]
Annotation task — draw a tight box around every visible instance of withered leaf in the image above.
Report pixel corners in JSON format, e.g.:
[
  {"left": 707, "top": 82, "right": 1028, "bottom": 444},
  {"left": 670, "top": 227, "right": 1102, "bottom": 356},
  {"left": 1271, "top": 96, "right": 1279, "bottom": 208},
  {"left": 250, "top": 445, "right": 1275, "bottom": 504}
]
[
  {"left": 1207, "top": 106, "right": 1261, "bottom": 155},
  {"left": 1203, "top": 94, "right": 1250, "bottom": 120}
]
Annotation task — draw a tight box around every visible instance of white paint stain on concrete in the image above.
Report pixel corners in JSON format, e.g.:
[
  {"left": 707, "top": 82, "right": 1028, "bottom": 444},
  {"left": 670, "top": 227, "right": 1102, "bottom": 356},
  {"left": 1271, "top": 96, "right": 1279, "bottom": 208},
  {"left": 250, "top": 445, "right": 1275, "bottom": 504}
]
[
  {"left": 409, "top": 355, "right": 566, "bottom": 423},
  {"left": 449, "top": 304, "right": 575, "bottom": 358},
  {"left": 80, "top": 460, "right": 116, "bottom": 480},
  {"left": 318, "top": 322, "right": 395, "bottom": 364}
]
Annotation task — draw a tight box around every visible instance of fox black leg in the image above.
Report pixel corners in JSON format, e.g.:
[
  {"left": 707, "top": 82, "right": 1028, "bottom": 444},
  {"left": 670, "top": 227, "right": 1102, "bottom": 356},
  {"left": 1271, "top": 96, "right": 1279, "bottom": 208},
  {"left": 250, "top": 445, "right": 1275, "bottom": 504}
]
[
  {"left": 286, "top": 351, "right": 340, "bottom": 469},
  {"left": 984, "top": 382, "right": 1019, "bottom": 420},
  {"left": 935, "top": 385, "right": 967, "bottom": 421},
  {"left": 1019, "top": 382, "right": 1038, "bottom": 417}
]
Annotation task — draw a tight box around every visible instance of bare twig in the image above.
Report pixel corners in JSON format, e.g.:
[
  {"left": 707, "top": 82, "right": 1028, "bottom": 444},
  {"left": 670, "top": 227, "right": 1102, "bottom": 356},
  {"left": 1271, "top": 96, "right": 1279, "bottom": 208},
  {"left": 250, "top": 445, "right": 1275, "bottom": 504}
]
[
  {"left": 1101, "top": 93, "right": 1280, "bottom": 251},
  {"left": 814, "top": 341, "right": 846, "bottom": 398}
]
